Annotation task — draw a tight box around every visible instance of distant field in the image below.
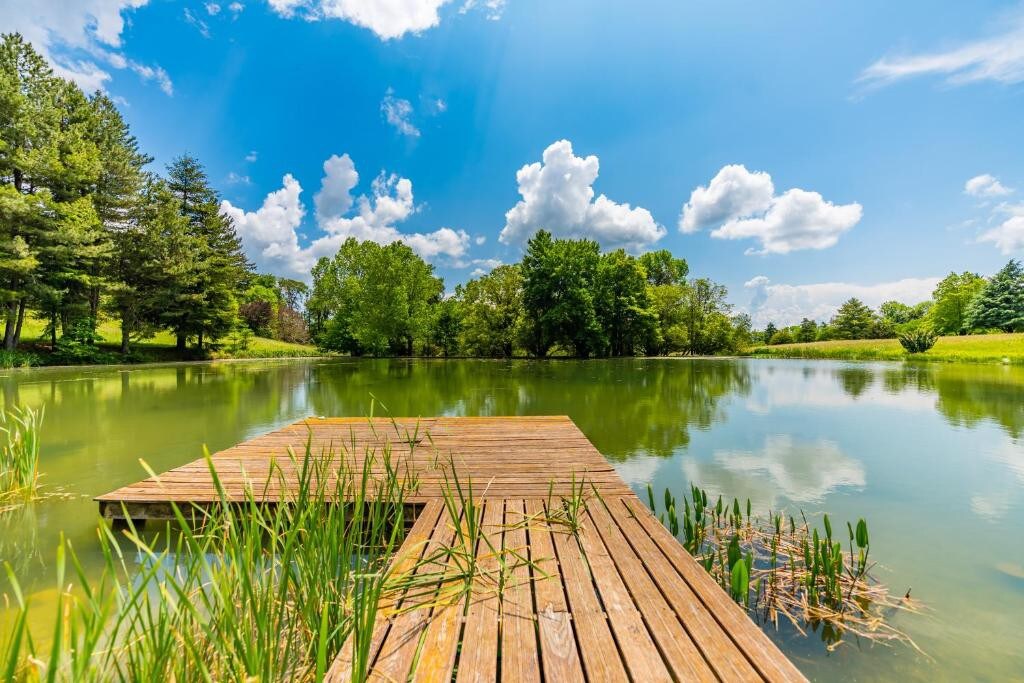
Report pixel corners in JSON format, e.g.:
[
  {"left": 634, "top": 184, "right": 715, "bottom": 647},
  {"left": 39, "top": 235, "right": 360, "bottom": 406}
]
[
  {"left": 14, "top": 316, "right": 322, "bottom": 364},
  {"left": 745, "top": 333, "right": 1024, "bottom": 364}
]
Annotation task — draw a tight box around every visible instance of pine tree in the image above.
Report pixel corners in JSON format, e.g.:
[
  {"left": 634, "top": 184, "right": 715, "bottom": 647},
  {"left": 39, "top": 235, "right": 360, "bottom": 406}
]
[
  {"left": 163, "top": 155, "right": 251, "bottom": 352},
  {"left": 965, "top": 260, "right": 1024, "bottom": 332},
  {"left": 831, "top": 298, "right": 876, "bottom": 339}
]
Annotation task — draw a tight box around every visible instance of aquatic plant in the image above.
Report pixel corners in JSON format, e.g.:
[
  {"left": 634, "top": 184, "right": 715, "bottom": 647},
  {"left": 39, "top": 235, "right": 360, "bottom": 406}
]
[
  {"left": 898, "top": 330, "right": 938, "bottom": 354},
  {"left": 0, "top": 406, "right": 43, "bottom": 511},
  {"left": 649, "top": 484, "right": 922, "bottom": 652}
]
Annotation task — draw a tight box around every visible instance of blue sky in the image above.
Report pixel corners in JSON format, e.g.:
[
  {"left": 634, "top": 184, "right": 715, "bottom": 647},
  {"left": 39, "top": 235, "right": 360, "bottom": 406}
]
[{"left": 10, "top": 0, "right": 1024, "bottom": 325}]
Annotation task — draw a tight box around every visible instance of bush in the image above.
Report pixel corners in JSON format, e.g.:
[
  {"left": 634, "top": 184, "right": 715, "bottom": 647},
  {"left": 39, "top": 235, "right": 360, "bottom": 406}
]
[
  {"left": 898, "top": 329, "right": 937, "bottom": 354},
  {"left": 0, "top": 350, "right": 41, "bottom": 368},
  {"left": 768, "top": 330, "right": 793, "bottom": 345}
]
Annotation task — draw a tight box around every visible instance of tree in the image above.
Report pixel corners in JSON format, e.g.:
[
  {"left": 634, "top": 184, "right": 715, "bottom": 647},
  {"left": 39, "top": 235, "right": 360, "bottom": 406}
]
[
  {"left": 831, "top": 298, "right": 876, "bottom": 339},
  {"left": 763, "top": 322, "right": 777, "bottom": 344},
  {"left": 520, "top": 230, "right": 604, "bottom": 357},
  {"left": 162, "top": 155, "right": 250, "bottom": 351},
  {"left": 431, "top": 297, "right": 462, "bottom": 357},
  {"left": 680, "top": 278, "right": 732, "bottom": 355},
  {"left": 797, "top": 318, "right": 818, "bottom": 343},
  {"left": 930, "top": 271, "right": 985, "bottom": 335},
  {"left": 648, "top": 283, "right": 687, "bottom": 354},
  {"left": 731, "top": 313, "right": 753, "bottom": 349},
  {"left": 310, "top": 238, "right": 442, "bottom": 356},
  {"left": 639, "top": 249, "right": 688, "bottom": 285},
  {"left": 458, "top": 264, "right": 524, "bottom": 357},
  {"left": 594, "top": 249, "right": 658, "bottom": 356},
  {"left": 965, "top": 260, "right": 1024, "bottom": 332}
]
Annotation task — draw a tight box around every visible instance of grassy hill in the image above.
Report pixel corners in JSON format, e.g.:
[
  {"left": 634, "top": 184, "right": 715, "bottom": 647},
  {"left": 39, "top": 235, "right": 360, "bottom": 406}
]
[
  {"left": 745, "top": 332, "right": 1024, "bottom": 364},
  {"left": 6, "top": 317, "right": 322, "bottom": 367}
]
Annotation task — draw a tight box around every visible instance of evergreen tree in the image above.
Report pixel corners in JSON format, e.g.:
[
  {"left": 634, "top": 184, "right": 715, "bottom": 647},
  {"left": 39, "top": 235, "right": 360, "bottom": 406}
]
[
  {"left": 163, "top": 155, "right": 250, "bottom": 351},
  {"left": 831, "top": 298, "right": 876, "bottom": 339},
  {"left": 965, "top": 260, "right": 1024, "bottom": 332},
  {"left": 797, "top": 318, "right": 818, "bottom": 342}
]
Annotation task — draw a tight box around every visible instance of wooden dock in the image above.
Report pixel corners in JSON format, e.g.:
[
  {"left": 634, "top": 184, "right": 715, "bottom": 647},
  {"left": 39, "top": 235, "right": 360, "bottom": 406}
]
[{"left": 97, "top": 416, "right": 806, "bottom": 682}]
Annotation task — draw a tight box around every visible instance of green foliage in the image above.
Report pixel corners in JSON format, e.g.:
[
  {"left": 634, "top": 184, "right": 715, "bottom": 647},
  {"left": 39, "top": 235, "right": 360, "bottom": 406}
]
[
  {"left": 638, "top": 249, "right": 688, "bottom": 285},
  {"left": 521, "top": 230, "right": 605, "bottom": 357},
  {"left": 310, "top": 238, "right": 443, "bottom": 356},
  {"left": 457, "top": 264, "right": 524, "bottom": 357},
  {"left": 965, "top": 260, "right": 1024, "bottom": 333},
  {"left": 898, "top": 329, "right": 938, "bottom": 353},
  {"left": 431, "top": 296, "right": 462, "bottom": 357},
  {"left": 831, "top": 298, "right": 877, "bottom": 339},
  {"left": 797, "top": 318, "right": 818, "bottom": 343},
  {"left": 595, "top": 249, "right": 658, "bottom": 356},
  {"left": 930, "top": 271, "right": 985, "bottom": 335},
  {"left": 769, "top": 329, "right": 793, "bottom": 345}
]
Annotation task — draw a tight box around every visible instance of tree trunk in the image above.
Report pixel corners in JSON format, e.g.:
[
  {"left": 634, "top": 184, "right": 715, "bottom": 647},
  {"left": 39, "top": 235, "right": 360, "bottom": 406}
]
[
  {"left": 51, "top": 314, "right": 58, "bottom": 349},
  {"left": 13, "top": 300, "right": 25, "bottom": 348},
  {"left": 176, "top": 333, "right": 187, "bottom": 353},
  {"left": 198, "top": 331, "right": 204, "bottom": 353},
  {"left": 120, "top": 316, "right": 130, "bottom": 355},
  {"left": 4, "top": 302, "right": 16, "bottom": 350}
]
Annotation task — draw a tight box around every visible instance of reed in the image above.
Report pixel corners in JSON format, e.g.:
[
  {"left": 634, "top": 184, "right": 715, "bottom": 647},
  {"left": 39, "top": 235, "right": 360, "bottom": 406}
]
[
  {"left": 0, "top": 426, "right": 421, "bottom": 681},
  {"left": 0, "top": 406, "right": 43, "bottom": 512},
  {"left": 648, "top": 484, "right": 922, "bottom": 652}
]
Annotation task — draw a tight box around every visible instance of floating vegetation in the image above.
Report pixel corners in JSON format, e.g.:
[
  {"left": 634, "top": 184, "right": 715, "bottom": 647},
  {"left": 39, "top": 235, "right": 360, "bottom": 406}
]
[
  {"left": 647, "top": 483, "right": 923, "bottom": 651},
  {"left": 0, "top": 406, "right": 43, "bottom": 512}
]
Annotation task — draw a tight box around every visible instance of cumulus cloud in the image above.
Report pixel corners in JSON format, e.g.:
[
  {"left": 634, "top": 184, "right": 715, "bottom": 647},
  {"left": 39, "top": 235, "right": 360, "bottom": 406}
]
[
  {"left": 266, "top": 0, "right": 479, "bottom": 39},
  {"left": 205, "top": 2, "right": 222, "bottom": 15},
  {"left": 381, "top": 90, "right": 420, "bottom": 137},
  {"left": 965, "top": 173, "right": 1013, "bottom": 198},
  {"left": 229, "top": 2, "right": 245, "bottom": 14},
  {"left": 858, "top": 16, "right": 1024, "bottom": 89},
  {"left": 680, "top": 165, "right": 861, "bottom": 255},
  {"left": 679, "top": 165, "right": 774, "bottom": 233},
  {"left": 459, "top": 0, "right": 506, "bottom": 20},
  {"left": 222, "top": 154, "right": 470, "bottom": 278},
  {"left": 978, "top": 216, "right": 1024, "bottom": 254},
  {"left": 499, "top": 140, "right": 665, "bottom": 251},
  {"left": 1, "top": 0, "right": 173, "bottom": 95},
  {"left": 742, "top": 275, "right": 941, "bottom": 328}
]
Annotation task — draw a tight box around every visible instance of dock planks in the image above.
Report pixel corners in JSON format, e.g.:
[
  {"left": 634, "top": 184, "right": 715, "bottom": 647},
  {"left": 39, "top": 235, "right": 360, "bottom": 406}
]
[{"left": 97, "top": 416, "right": 806, "bottom": 682}]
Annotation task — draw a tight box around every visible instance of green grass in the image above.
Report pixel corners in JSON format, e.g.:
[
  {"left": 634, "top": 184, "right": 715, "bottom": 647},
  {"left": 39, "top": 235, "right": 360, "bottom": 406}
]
[
  {"left": 745, "top": 332, "right": 1024, "bottom": 364},
  {"left": 0, "top": 407, "right": 43, "bottom": 513},
  {"left": 9, "top": 316, "right": 322, "bottom": 366}
]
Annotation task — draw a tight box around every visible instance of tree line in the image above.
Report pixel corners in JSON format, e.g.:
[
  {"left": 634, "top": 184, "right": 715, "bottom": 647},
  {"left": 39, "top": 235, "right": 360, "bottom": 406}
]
[
  {"left": 1, "top": 34, "right": 306, "bottom": 364},
  {"left": 308, "top": 230, "right": 749, "bottom": 358},
  {"left": 760, "top": 260, "right": 1024, "bottom": 345}
]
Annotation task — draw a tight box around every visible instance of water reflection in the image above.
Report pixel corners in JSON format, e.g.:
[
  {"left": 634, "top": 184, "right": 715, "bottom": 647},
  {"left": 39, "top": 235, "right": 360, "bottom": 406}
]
[{"left": 683, "top": 435, "right": 866, "bottom": 509}]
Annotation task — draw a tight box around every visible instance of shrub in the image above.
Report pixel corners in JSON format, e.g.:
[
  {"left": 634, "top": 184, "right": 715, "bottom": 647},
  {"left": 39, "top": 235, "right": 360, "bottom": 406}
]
[
  {"left": 0, "top": 350, "right": 41, "bottom": 368},
  {"left": 898, "top": 329, "right": 937, "bottom": 354},
  {"left": 768, "top": 330, "right": 793, "bottom": 345}
]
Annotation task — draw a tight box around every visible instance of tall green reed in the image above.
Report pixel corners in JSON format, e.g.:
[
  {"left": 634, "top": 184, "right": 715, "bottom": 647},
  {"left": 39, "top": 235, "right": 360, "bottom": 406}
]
[
  {"left": 0, "top": 406, "right": 43, "bottom": 510},
  {"left": 1, "top": 432, "right": 415, "bottom": 681}
]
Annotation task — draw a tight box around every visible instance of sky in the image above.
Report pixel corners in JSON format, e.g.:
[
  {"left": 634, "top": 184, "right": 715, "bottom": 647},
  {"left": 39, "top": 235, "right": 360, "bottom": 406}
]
[{"left": 7, "top": 0, "right": 1024, "bottom": 326}]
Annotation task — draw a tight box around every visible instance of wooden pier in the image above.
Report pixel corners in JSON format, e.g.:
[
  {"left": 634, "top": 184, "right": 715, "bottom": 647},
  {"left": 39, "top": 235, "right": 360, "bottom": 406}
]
[{"left": 97, "top": 416, "right": 806, "bottom": 682}]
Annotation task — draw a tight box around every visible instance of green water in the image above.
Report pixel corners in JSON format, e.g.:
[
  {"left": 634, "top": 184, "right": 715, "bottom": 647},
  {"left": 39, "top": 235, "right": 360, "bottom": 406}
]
[{"left": 1, "top": 358, "right": 1022, "bottom": 681}]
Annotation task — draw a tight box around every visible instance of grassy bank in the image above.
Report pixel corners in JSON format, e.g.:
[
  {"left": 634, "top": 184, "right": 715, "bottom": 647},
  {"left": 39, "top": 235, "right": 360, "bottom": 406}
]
[
  {"left": 745, "top": 332, "right": 1024, "bottom": 364},
  {"left": 2, "top": 317, "right": 322, "bottom": 367}
]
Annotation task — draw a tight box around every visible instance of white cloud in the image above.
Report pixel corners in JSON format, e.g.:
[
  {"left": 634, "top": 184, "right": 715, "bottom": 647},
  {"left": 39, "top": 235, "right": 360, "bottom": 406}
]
[
  {"left": 474, "top": 235, "right": 486, "bottom": 246},
  {"left": 459, "top": 0, "right": 505, "bottom": 20},
  {"left": 679, "top": 164, "right": 774, "bottom": 233},
  {"left": 229, "top": 2, "right": 245, "bottom": 13},
  {"left": 381, "top": 90, "right": 420, "bottom": 137},
  {"left": 222, "top": 154, "right": 471, "bottom": 278},
  {"left": 314, "top": 154, "right": 359, "bottom": 224},
  {"left": 742, "top": 275, "right": 941, "bottom": 328},
  {"left": 184, "top": 7, "right": 212, "bottom": 37},
  {"left": 965, "top": 173, "right": 1013, "bottom": 198},
  {"left": 467, "top": 258, "right": 502, "bottom": 277},
  {"left": 245, "top": 150, "right": 259, "bottom": 163},
  {"left": 267, "top": 0, "right": 448, "bottom": 39},
  {"left": 681, "top": 165, "right": 861, "bottom": 255},
  {"left": 858, "top": 17, "right": 1024, "bottom": 89},
  {"left": 205, "top": 2, "right": 222, "bottom": 15},
  {"left": 226, "top": 171, "right": 251, "bottom": 185},
  {"left": 499, "top": 139, "right": 665, "bottom": 251},
  {"left": 1, "top": 0, "right": 173, "bottom": 95},
  {"left": 978, "top": 216, "right": 1024, "bottom": 254}
]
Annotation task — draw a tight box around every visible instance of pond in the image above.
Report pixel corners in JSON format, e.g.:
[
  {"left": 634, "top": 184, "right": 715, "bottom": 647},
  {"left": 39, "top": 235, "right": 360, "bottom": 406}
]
[{"left": 1, "top": 357, "right": 1022, "bottom": 681}]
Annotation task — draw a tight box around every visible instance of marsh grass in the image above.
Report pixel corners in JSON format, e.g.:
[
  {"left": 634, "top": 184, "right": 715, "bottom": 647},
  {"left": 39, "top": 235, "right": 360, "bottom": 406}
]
[
  {"left": 649, "top": 484, "right": 923, "bottom": 652},
  {"left": 0, "top": 407, "right": 43, "bottom": 512},
  {"left": 0, "top": 425, "right": 422, "bottom": 681}
]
